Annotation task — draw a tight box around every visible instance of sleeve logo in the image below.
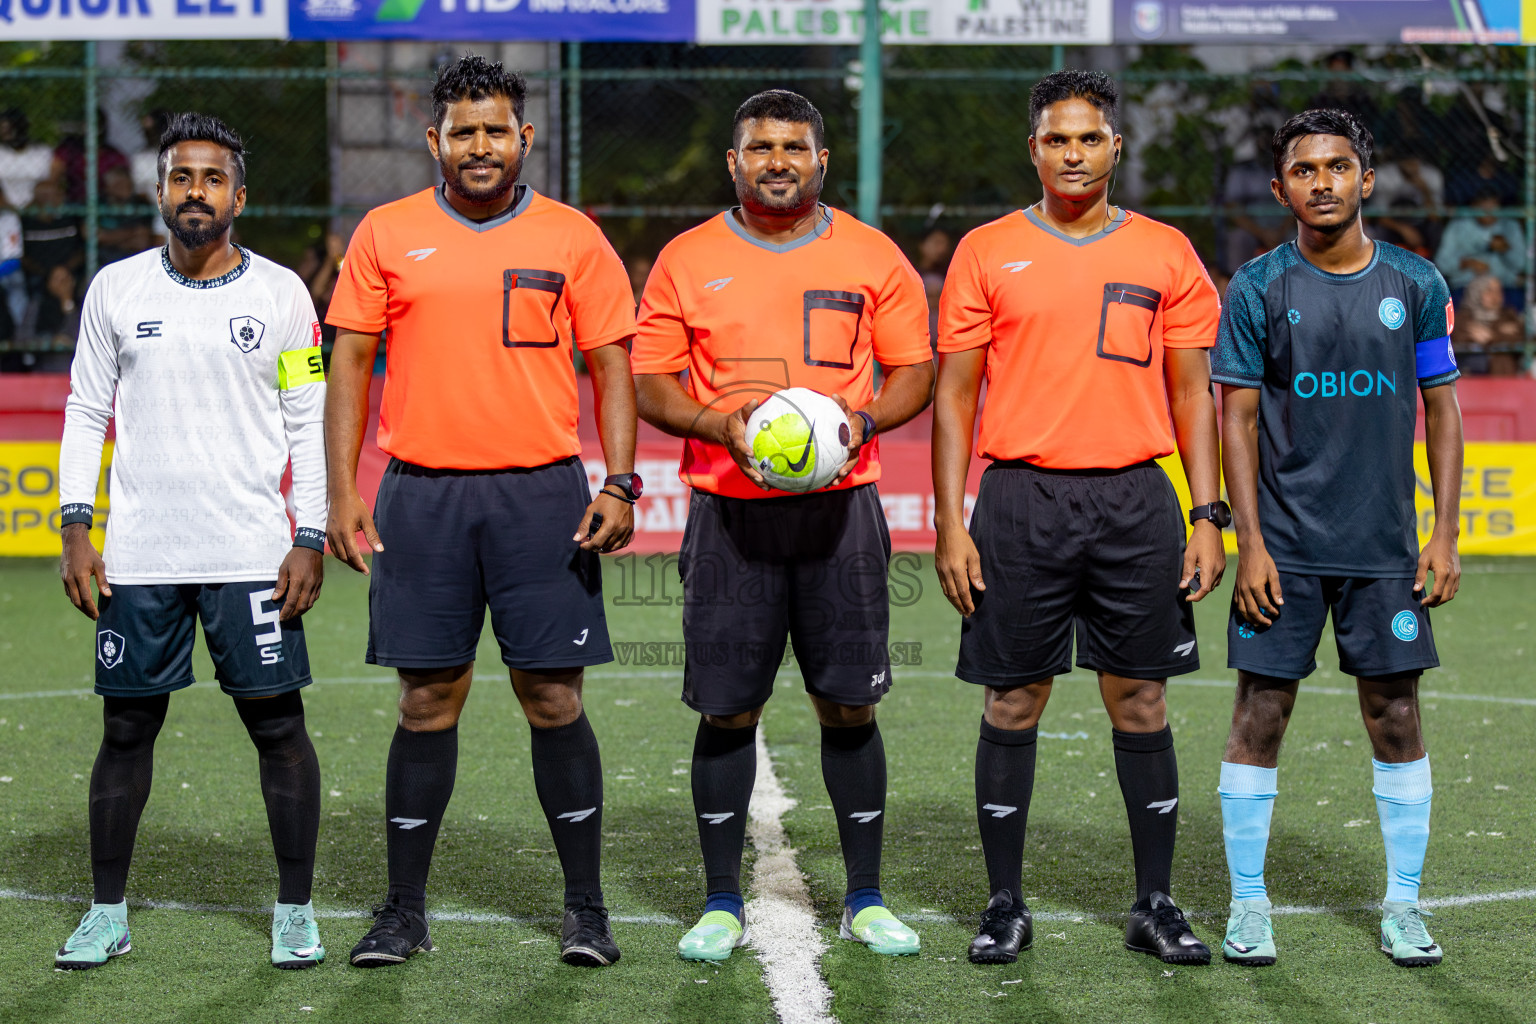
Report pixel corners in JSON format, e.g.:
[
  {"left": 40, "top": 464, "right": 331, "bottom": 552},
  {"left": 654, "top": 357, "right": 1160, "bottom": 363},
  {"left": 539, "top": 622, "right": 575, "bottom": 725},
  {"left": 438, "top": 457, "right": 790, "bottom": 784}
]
[
  {"left": 230, "top": 315, "right": 266, "bottom": 353},
  {"left": 1378, "top": 297, "right": 1407, "bottom": 330}
]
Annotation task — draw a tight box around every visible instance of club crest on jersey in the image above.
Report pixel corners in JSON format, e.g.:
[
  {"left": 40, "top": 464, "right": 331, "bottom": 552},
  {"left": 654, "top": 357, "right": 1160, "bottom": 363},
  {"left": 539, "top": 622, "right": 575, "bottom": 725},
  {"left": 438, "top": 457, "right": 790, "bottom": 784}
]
[
  {"left": 97, "top": 630, "right": 126, "bottom": 669},
  {"left": 1378, "top": 298, "right": 1407, "bottom": 330},
  {"left": 1391, "top": 610, "right": 1419, "bottom": 642},
  {"left": 229, "top": 315, "right": 266, "bottom": 354}
]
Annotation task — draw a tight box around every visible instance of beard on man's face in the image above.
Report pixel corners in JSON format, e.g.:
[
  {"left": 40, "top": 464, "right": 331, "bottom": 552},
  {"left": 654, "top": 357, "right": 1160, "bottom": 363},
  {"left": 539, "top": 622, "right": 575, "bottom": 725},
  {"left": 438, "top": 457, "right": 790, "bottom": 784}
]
[
  {"left": 735, "top": 160, "right": 823, "bottom": 216},
  {"left": 442, "top": 149, "right": 522, "bottom": 205},
  {"left": 161, "top": 198, "right": 234, "bottom": 250}
]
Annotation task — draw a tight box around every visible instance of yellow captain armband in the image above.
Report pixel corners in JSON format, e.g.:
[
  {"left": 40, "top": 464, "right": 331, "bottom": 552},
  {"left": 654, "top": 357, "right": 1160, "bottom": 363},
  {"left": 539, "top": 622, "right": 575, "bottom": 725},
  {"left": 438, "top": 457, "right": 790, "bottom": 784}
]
[{"left": 278, "top": 348, "right": 326, "bottom": 390}]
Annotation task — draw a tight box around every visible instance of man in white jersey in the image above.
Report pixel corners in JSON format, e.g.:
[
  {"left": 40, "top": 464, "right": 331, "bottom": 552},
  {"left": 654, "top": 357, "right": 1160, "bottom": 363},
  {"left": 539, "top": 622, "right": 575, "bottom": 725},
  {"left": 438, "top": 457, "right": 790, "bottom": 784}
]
[{"left": 53, "top": 113, "right": 330, "bottom": 971}]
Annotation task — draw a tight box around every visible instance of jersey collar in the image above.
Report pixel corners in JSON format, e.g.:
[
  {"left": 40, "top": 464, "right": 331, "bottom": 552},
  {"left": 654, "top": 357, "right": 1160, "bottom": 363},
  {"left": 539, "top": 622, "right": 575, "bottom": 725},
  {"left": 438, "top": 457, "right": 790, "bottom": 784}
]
[
  {"left": 1289, "top": 239, "right": 1381, "bottom": 282},
  {"left": 434, "top": 183, "right": 534, "bottom": 233},
  {"left": 1023, "top": 205, "right": 1129, "bottom": 247},
  {"left": 160, "top": 245, "right": 250, "bottom": 289},
  {"left": 724, "top": 204, "right": 833, "bottom": 253}
]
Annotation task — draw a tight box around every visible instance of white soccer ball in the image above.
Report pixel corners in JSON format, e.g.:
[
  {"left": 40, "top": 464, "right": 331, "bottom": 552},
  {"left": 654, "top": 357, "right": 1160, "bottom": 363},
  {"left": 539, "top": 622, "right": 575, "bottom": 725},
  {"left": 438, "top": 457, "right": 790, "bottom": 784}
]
[{"left": 746, "top": 387, "right": 851, "bottom": 493}]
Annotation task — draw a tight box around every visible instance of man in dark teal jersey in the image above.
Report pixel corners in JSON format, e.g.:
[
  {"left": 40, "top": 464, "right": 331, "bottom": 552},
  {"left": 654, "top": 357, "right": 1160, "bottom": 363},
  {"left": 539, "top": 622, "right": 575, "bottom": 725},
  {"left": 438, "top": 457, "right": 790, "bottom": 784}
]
[{"left": 1211, "top": 109, "right": 1463, "bottom": 969}]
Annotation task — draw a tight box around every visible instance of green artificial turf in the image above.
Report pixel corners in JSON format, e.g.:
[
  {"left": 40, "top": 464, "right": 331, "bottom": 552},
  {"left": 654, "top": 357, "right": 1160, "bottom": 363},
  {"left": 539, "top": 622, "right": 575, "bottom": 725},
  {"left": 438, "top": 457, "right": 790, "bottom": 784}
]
[{"left": 1, "top": 555, "right": 1531, "bottom": 1023}]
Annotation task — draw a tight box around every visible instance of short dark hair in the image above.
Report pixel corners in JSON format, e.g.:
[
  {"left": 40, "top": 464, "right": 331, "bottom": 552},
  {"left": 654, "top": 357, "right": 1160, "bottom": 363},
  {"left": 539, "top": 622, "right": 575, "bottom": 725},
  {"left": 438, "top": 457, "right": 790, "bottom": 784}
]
[
  {"left": 1029, "top": 70, "right": 1120, "bottom": 135},
  {"left": 1271, "top": 108, "right": 1373, "bottom": 181},
  {"left": 157, "top": 112, "right": 246, "bottom": 187},
  {"left": 432, "top": 54, "right": 527, "bottom": 128},
  {"left": 732, "top": 90, "right": 825, "bottom": 151}
]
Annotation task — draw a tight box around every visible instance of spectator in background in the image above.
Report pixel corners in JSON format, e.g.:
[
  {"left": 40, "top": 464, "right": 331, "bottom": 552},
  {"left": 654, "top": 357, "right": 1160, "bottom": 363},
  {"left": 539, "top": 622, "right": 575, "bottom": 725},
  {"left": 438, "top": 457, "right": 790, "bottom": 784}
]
[
  {"left": 0, "top": 109, "right": 55, "bottom": 211},
  {"left": 295, "top": 232, "right": 345, "bottom": 347},
  {"left": 129, "top": 109, "right": 173, "bottom": 242},
  {"left": 1222, "top": 124, "right": 1287, "bottom": 275},
  {"left": 32, "top": 263, "right": 81, "bottom": 343},
  {"left": 1436, "top": 191, "right": 1526, "bottom": 296},
  {"left": 1308, "top": 51, "right": 1378, "bottom": 133},
  {"left": 129, "top": 109, "right": 172, "bottom": 204},
  {"left": 95, "top": 166, "right": 154, "bottom": 267},
  {"left": 0, "top": 199, "right": 21, "bottom": 341},
  {"left": 49, "top": 112, "right": 129, "bottom": 204},
  {"left": 1452, "top": 274, "right": 1523, "bottom": 377},
  {"left": 1446, "top": 153, "right": 1521, "bottom": 209},
  {"left": 1366, "top": 146, "right": 1443, "bottom": 257},
  {"left": 916, "top": 227, "right": 951, "bottom": 348},
  {"left": 21, "top": 178, "right": 82, "bottom": 320}
]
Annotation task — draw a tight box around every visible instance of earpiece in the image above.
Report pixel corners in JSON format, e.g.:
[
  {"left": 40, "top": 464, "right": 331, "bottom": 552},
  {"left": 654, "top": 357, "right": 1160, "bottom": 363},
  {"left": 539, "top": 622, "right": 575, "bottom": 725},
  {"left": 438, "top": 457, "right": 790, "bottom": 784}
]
[
  {"left": 520, "top": 139, "right": 529, "bottom": 155},
  {"left": 1114, "top": 148, "right": 1121, "bottom": 164}
]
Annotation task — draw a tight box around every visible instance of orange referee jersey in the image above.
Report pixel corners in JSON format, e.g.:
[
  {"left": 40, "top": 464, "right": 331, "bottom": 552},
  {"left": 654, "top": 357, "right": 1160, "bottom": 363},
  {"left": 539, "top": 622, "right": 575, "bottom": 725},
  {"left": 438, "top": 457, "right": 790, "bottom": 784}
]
[
  {"left": 633, "top": 207, "right": 932, "bottom": 499},
  {"left": 327, "top": 186, "right": 635, "bottom": 470},
  {"left": 938, "top": 208, "right": 1219, "bottom": 469}
]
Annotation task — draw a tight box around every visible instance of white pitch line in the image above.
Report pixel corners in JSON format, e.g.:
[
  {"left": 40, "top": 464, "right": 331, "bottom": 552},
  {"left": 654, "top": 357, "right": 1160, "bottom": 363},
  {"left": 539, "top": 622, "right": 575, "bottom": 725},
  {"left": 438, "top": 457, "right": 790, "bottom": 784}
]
[
  {"left": 905, "top": 887, "right": 1536, "bottom": 925},
  {"left": 743, "top": 732, "right": 836, "bottom": 1024},
  {"left": 0, "top": 888, "right": 677, "bottom": 925}
]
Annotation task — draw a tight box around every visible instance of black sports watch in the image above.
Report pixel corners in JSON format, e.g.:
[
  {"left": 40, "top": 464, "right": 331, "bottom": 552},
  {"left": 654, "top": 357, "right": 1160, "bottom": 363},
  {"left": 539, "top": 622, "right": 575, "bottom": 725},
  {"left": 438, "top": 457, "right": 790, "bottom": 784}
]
[
  {"left": 1189, "top": 500, "right": 1232, "bottom": 529},
  {"left": 603, "top": 473, "right": 644, "bottom": 503}
]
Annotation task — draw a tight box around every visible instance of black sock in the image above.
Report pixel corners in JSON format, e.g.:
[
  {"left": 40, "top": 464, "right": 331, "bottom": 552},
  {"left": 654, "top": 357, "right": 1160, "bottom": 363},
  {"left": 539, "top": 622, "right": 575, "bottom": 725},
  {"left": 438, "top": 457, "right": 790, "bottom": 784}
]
[
  {"left": 691, "top": 719, "right": 757, "bottom": 900},
  {"left": 89, "top": 695, "right": 169, "bottom": 904},
  {"left": 235, "top": 691, "right": 321, "bottom": 905},
  {"left": 821, "top": 720, "right": 886, "bottom": 894},
  {"left": 975, "top": 719, "right": 1037, "bottom": 904},
  {"left": 384, "top": 724, "right": 458, "bottom": 913},
  {"left": 1113, "top": 726, "right": 1179, "bottom": 904},
  {"left": 530, "top": 713, "right": 605, "bottom": 909}
]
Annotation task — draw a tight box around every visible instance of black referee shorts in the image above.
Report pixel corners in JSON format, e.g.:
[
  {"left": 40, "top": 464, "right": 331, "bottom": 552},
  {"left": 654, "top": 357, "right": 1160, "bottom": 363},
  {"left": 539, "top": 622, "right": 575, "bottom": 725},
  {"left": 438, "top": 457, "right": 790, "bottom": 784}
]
[
  {"left": 678, "top": 484, "right": 892, "bottom": 716},
  {"left": 366, "top": 456, "right": 612, "bottom": 671},
  {"left": 957, "top": 459, "right": 1198, "bottom": 687}
]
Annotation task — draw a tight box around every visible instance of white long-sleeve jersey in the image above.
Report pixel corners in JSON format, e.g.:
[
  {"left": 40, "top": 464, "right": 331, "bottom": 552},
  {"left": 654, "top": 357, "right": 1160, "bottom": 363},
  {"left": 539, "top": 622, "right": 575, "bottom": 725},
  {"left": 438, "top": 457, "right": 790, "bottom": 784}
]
[{"left": 59, "top": 246, "right": 328, "bottom": 584}]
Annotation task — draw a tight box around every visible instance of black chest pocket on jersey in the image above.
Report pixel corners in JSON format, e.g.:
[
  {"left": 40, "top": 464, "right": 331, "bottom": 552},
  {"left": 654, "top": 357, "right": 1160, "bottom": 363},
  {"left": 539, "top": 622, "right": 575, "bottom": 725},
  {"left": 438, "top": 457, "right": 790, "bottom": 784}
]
[
  {"left": 503, "top": 268, "right": 566, "bottom": 348},
  {"left": 1096, "top": 282, "right": 1161, "bottom": 367},
  {"left": 803, "top": 290, "right": 865, "bottom": 369}
]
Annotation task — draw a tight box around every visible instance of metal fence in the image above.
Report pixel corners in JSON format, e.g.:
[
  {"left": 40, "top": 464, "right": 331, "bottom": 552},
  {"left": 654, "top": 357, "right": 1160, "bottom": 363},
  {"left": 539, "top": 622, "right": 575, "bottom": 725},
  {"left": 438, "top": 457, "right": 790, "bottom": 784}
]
[{"left": 2, "top": 39, "right": 1532, "bottom": 371}]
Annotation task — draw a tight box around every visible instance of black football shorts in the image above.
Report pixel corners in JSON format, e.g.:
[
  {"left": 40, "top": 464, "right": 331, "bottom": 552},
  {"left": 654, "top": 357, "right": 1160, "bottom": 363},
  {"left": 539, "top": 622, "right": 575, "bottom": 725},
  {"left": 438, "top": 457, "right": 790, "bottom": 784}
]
[
  {"left": 957, "top": 460, "right": 1198, "bottom": 687},
  {"left": 366, "top": 456, "right": 612, "bottom": 671},
  {"left": 94, "top": 581, "right": 311, "bottom": 698},
  {"left": 678, "top": 483, "right": 892, "bottom": 716},
  {"left": 1227, "top": 573, "right": 1439, "bottom": 680}
]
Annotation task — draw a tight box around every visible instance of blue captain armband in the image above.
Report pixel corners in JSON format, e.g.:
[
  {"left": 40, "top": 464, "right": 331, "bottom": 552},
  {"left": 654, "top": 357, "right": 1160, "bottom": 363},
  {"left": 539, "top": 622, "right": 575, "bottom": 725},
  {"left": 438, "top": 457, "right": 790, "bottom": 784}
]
[{"left": 1415, "top": 335, "right": 1457, "bottom": 380}]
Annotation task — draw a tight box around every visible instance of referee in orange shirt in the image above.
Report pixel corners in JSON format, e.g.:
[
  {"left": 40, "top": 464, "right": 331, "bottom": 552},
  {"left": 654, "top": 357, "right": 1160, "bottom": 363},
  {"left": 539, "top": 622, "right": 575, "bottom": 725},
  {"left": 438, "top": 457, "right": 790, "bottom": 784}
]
[
  {"left": 933, "top": 71, "right": 1226, "bottom": 966},
  {"left": 633, "top": 90, "right": 935, "bottom": 961},
  {"left": 324, "top": 56, "right": 639, "bottom": 968}
]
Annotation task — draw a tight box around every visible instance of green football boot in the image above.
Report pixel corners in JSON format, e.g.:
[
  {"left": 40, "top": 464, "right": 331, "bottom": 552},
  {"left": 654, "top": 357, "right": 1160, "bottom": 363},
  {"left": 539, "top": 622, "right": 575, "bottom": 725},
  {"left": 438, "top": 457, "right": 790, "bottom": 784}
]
[
  {"left": 271, "top": 901, "right": 326, "bottom": 970},
  {"left": 678, "top": 910, "right": 749, "bottom": 962},
  {"left": 1221, "top": 898, "right": 1277, "bottom": 966},
  {"left": 55, "top": 904, "right": 131, "bottom": 970},
  {"left": 839, "top": 905, "right": 921, "bottom": 956},
  {"left": 1380, "top": 900, "right": 1442, "bottom": 967}
]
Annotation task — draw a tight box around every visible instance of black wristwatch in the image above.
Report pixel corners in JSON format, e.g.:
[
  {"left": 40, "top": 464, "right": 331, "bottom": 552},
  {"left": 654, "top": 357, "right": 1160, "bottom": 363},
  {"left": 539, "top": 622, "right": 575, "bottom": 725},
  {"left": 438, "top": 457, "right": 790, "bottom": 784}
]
[
  {"left": 1189, "top": 500, "right": 1232, "bottom": 529},
  {"left": 603, "top": 473, "right": 644, "bottom": 503}
]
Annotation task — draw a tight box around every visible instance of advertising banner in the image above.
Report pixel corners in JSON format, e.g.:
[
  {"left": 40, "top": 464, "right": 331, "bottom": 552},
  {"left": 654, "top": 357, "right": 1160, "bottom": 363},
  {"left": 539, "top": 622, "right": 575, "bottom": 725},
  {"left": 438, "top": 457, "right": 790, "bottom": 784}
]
[
  {"left": 0, "top": 0, "right": 287, "bottom": 41},
  {"left": 1115, "top": 0, "right": 1521, "bottom": 44},
  {"left": 695, "top": 0, "right": 1112, "bottom": 44},
  {"left": 0, "top": 441, "right": 109, "bottom": 557},
  {"left": 288, "top": 0, "right": 695, "bottom": 40}
]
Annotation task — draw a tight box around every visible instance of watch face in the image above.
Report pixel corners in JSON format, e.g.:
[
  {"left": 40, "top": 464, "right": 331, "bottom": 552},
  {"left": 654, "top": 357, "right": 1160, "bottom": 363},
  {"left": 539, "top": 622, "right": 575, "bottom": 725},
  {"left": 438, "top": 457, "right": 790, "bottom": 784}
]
[
  {"left": 1213, "top": 503, "right": 1232, "bottom": 529},
  {"left": 630, "top": 473, "right": 643, "bottom": 499}
]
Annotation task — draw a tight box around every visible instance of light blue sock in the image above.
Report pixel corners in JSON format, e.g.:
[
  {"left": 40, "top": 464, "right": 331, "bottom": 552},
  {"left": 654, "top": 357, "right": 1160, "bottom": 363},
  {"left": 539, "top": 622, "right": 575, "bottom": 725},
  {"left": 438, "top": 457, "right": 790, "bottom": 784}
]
[
  {"left": 1373, "top": 755, "right": 1432, "bottom": 904},
  {"left": 1219, "top": 762, "right": 1278, "bottom": 901}
]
